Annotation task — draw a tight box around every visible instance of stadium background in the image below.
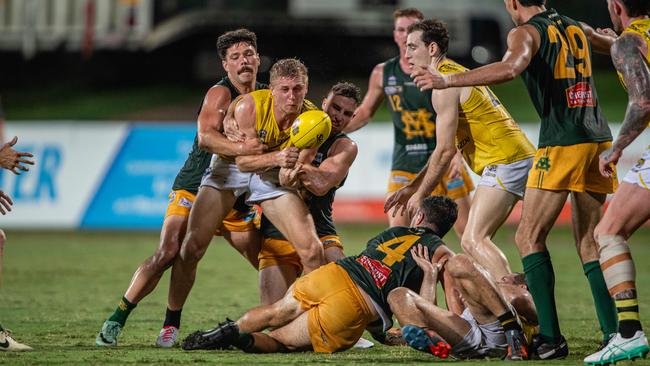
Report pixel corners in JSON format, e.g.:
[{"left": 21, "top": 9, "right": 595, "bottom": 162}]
[{"left": 0, "top": 1, "right": 649, "bottom": 365}]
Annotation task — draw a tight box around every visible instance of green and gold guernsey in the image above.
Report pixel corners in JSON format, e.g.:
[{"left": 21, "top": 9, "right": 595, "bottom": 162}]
[
  {"left": 521, "top": 8, "right": 611, "bottom": 147},
  {"left": 261, "top": 132, "right": 350, "bottom": 239},
  {"left": 337, "top": 226, "right": 444, "bottom": 316},
  {"left": 383, "top": 57, "right": 437, "bottom": 173},
  {"left": 171, "top": 77, "right": 267, "bottom": 194}
]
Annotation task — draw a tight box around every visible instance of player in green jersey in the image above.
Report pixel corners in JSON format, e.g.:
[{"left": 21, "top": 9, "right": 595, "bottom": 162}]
[
  {"left": 96, "top": 29, "right": 266, "bottom": 348},
  {"left": 180, "top": 196, "right": 458, "bottom": 353},
  {"left": 344, "top": 8, "right": 473, "bottom": 235},
  {"left": 411, "top": 1, "right": 620, "bottom": 359}
]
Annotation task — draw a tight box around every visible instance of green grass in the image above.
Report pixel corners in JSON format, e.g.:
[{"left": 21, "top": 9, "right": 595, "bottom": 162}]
[{"left": 1, "top": 225, "right": 649, "bottom": 365}]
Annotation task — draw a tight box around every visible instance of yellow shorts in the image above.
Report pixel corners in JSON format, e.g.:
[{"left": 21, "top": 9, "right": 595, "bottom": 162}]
[
  {"left": 387, "top": 167, "right": 474, "bottom": 200},
  {"left": 293, "top": 263, "right": 375, "bottom": 353},
  {"left": 526, "top": 142, "right": 618, "bottom": 194},
  {"left": 258, "top": 235, "right": 342, "bottom": 272},
  {"left": 165, "top": 190, "right": 259, "bottom": 235}
]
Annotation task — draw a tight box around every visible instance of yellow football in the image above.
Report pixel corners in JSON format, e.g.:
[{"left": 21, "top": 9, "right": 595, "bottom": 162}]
[{"left": 289, "top": 110, "right": 332, "bottom": 149}]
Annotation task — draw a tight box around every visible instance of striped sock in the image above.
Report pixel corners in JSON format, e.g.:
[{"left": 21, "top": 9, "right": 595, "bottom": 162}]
[{"left": 616, "top": 296, "right": 643, "bottom": 338}]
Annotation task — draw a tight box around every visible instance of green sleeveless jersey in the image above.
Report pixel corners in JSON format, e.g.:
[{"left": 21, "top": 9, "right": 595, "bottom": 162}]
[
  {"left": 383, "top": 57, "right": 437, "bottom": 173},
  {"left": 261, "top": 133, "right": 350, "bottom": 239},
  {"left": 172, "top": 77, "right": 267, "bottom": 194},
  {"left": 337, "top": 226, "right": 444, "bottom": 316},
  {"left": 521, "top": 9, "right": 611, "bottom": 147}
]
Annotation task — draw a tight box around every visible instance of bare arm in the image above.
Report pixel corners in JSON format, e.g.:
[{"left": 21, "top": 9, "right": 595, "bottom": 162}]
[
  {"left": 343, "top": 63, "right": 385, "bottom": 133},
  {"left": 298, "top": 138, "right": 358, "bottom": 196},
  {"left": 197, "top": 86, "right": 264, "bottom": 156},
  {"left": 411, "top": 244, "right": 439, "bottom": 304},
  {"left": 600, "top": 33, "right": 650, "bottom": 175},
  {"left": 413, "top": 27, "right": 538, "bottom": 90},
  {"left": 580, "top": 22, "right": 616, "bottom": 55}
]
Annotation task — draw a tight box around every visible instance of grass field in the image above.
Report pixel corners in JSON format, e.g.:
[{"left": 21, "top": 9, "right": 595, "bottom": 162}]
[{"left": 1, "top": 225, "right": 649, "bottom": 365}]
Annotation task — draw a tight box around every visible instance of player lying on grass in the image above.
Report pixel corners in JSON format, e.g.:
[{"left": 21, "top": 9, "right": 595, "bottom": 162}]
[
  {"left": 180, "top": 195, "right": 458, "bottom": 353},
  {"left": 389, "top": 250, "right": 537, "bottom": 360}
]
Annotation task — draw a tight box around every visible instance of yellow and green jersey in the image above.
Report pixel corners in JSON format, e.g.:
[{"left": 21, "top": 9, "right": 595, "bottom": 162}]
[
  {"left": 437, "top": 59, "right": 535, "bottom": 175},
  {"left": 522, "top": 8, "right": 611, "bottom": 147},
  {"left": 337, "top": 226, "right": 444, "bottom": 317},
  {"left": 172, "top": 78, "right": 266, "bottom": 194},
  {"left": 383, "top": 57, "right": 437, "bottom": 173},
  {"left": 249, "top": 89, "right": 318, "bottom": 151}
]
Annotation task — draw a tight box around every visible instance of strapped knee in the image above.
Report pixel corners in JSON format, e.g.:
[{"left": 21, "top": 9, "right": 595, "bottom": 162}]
[{"left": 598, "top": 235, "right": 636, "bottom": 295}]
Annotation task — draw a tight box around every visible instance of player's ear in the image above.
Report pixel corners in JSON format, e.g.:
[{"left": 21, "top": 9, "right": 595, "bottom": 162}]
[{"left": 321, "top": 97, "right": 328, "bottom": 110}]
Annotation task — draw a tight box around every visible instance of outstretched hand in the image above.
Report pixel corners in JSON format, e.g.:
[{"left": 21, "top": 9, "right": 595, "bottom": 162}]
[
  {"left": 411, "top": 65, "right": 449, "bottom": 91},
  {"left": 0, "top": 190, "right": 13, "bottom": 215},
  {"left": 384, "top": 184, "right": 418, "bottom": 218},
  {"left": 0, "top": 137, "right": 34, "bottom": 175}
]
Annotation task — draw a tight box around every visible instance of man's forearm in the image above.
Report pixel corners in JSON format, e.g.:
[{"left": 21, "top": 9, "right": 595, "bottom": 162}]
[
  {"left": 236, "top": 152, "right": 278, "bottom": 173},
  {"left": 448, "top": 62, "right": 518, "bottom": 87},
  {"left": 418, "top": 270, "right": 438, "bottom": 304},
  {"left": 417, "top": 149, "right": 455, "bottom": 196},
  {"left": 198, "top": 132, "right": 245, "bottom": 156}
]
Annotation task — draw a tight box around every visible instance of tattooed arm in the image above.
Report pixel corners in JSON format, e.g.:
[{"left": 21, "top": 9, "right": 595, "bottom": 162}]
[{"left": 600, "top": 33, "right": 650, "bottom": 176}]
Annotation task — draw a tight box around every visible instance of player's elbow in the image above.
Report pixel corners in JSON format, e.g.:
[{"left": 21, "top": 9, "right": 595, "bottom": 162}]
[
  {"left": 501, "top": 63, "right": 519, "bottom": 82},
  {"left": 197, "top": 131, "right": 211, "bottom": 151}
]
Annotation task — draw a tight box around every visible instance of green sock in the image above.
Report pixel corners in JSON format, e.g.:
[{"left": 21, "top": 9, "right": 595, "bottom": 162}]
[
  {"left": 108, "top": 296, "right": 137, "bottom": 327},
  {"left": 522, "top": 251, "right": 562, "bottom": 343},
  {"left": 583, "top": 261, "right": 618, "bottom": 340}
]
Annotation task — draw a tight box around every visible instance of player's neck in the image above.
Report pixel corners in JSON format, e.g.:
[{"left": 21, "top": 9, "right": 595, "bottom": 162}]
[
  {"left": 272, "top": 104, "right": 299, "bottom": 129},
  {"left": 623, "top": 14, "right": 649, "bottom": 29},
  {"left": 430, "top": 54, "right": 446, "bottom": 70},
  {"left": 398, "top": 53, "right": 411, "bottom": 74},
  {"left": 518, "top": 5, "right": 546, "bottom": 24}
]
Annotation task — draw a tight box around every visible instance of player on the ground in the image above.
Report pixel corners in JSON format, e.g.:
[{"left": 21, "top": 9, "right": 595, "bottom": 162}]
[
  {"left": 585, "top": 1, "right": 650, "bottom": 364},
  {"left": 390, "top": 252, "right": 536, "bottom": 360},
  {"left": 258, "top": 82, "right": 360, "bottom": 305},
  {"left": 181, "top": 196, "right": 457, "bottom": 354},
  {"left": 385, "top": 20, "right": 536, "bottom": 280},
  {"left": 410, "top": 0, "right": 618, "bottom": 359},
  {"left": 230, "top": 58, "right": 328, "bottom": 275},
  {"left": 343, "top": 8, "right": 473, "bottom": 235},
  {"left": 0, "top": 97, "right": 35, "bottom": 352},
  {"left": 96, "top": 28, "right": 266, "bottom": 348}
]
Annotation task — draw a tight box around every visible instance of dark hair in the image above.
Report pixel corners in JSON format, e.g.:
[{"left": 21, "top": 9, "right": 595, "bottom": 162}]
[
  {"left": 393, "top": 8, "right": 424, "bottom": 20},
  {"left": 518, "top": 0, "right": 546, "bottom": 6},
  {"left": 420, "top": 196, "right": 458, "bottom": 237},
  {"left": 620, "top": 0, "right": 650, "bottom": 17},
  {"left": 216, "top": 28, "right": 257, "bottom": 60},
  {"left": 328, "top": 82, "right": 361, "bottom": 105},
  {"left": 270, "top": 58, "right": 308, "bottom": 84},
  {"left": 407, "top": 19, "right": 449, "bottom": 56}
]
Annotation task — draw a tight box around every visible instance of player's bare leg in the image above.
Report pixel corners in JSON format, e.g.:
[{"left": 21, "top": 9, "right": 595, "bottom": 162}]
[
  {"left": 260, "top": 193, "right": 325, "bottom": 273},
  {"left": 168, "top": 187, "right": 237, "bottom": 311},
  {"left": 224, "top": 229, "right": 262, "bottom": 269},
  {"left": 460, "top": 186, "right": 517, "bottom": 279},
  {"left": 586, "top": 183, "right": 650, "bottom": 364},
  {"left": 571, "top": 191, "right": 618, "bottom": 344},
  {"left": 0, "top": 229, "right": 4, "bottom": 287},
  {"left": 124, "top": 215, "right": 188, "bottom": 304},
  {"left": 515, "top": 188, "right": 569, "bottom": 357},
  {"left": 259, "top": 264, "right": 299, "bottom": 305}
]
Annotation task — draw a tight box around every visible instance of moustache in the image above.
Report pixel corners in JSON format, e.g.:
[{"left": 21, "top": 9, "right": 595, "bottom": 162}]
[{"left": 238, "top": 66, "right": 254, "bottom": 74}]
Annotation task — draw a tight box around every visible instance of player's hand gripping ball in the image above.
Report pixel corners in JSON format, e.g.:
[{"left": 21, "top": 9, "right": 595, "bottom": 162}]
[{"left": 290, "top": 110, "right": 332, "bottom": 149}]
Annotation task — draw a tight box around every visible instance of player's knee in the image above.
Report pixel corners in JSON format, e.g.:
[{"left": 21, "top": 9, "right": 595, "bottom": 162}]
[
  {"left": 388, "top": 287, "right": 417, "bottom": 311},
  {"left": 151, "top": 248, "right": 178, "bottom": 271},
  {"left": 179, "top": 233, "right": 209, "bottom": 263},
  {"left": 296, "top": 244, "right": 325, "bottom": 267},
  {"left": 446, "top": 254, "right": 474, "bottom": 278},
  {"left": 460, "top": 236, "right": 482, "bottom": 256}
]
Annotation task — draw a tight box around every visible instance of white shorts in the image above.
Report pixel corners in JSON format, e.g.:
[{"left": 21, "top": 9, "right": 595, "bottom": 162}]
[
  {"left": 622, "top": 147, "right": 650, "bottom": 190},
  {"left": 479, "top": 158, "right": 533, "bottom": 198},
  {"left": 200, "top": 155, "right": 250, "bottom": 197},
  {"left": 451, "top": 308, "right": 507, "bottom": 360},
  {"left": 247, "top": 169, "right": 293, "bottom": 204}
]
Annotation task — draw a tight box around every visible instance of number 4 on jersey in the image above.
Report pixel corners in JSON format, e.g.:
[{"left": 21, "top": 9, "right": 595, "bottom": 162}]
[{"left": 377, "top": 235, "right": 420, "bottom": 266}]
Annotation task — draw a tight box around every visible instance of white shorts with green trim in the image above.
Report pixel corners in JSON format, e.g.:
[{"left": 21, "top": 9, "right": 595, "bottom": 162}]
[{"left": 622, "top": 147, "right": 650, "bottom": 190}]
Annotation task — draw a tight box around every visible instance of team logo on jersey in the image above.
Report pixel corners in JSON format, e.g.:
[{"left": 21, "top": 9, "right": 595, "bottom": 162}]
[
  {"left": 258, "top": 129, "right": 267, "bottom": 142},
  {"left": 565, "top": 82, "right": 595, "bottom": 108},
  {"left": 401, "top": 109, "right": 435, "bottom": 139},
  {"left": 384, "top": 86, "right": 403, "bottom": 95},
  {"left": 356, "top": 255, "right": 391, "bottom": 288},
  {"left": 387, "top": 76, "right": 397, "bottom": 86},
  {"left": 178, "top": 197, "right": 192, "bottom": 208},
  {"left": 535, "top": 157, "right": 551, "bottom": 172}
]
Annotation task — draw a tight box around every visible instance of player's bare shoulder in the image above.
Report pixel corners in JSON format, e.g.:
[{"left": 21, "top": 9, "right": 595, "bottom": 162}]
[{"left": 369, "top": 62, "right": 386, "bottom": 88}]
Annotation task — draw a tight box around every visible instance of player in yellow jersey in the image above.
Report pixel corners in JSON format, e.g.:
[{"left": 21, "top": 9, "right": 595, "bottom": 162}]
[
  {"left": 232, "top": 58, "right": 327, "bottom": 274},
  {"left": 344, "top": 8, "right": 473, "bottom": 235},
  {"left": 385, "top": 20, "right": 536, "bottom": 282},
  {"left": 585, "top": 1, "right": 650, "bottom": 364}
]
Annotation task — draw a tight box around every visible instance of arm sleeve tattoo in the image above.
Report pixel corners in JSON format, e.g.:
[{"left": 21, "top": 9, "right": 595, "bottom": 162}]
[{"left": 611, "top": 34, "right": 650, "bottom": 152}]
